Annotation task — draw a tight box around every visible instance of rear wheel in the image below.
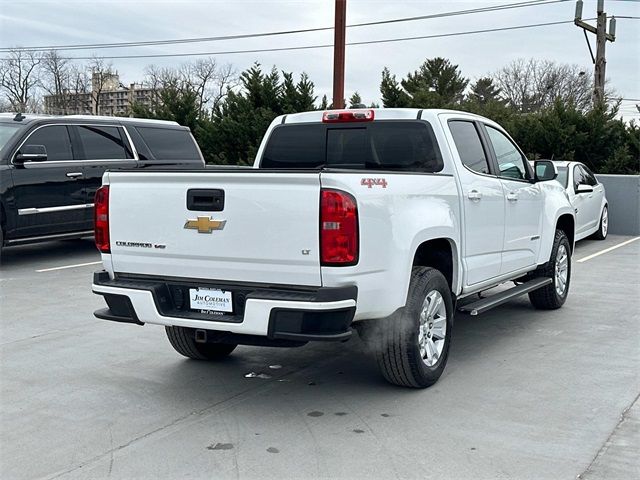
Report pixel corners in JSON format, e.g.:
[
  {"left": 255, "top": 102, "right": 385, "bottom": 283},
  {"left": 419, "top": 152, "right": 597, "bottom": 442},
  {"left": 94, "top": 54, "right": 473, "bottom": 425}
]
[
  {"left": 528, "top": 229, "right": 571, "bottom": 310},
  {"left": 591, "top": 206, "right": 608, "bottom": 240},
  {"left": 364, "top": 267, "right": 454, "bottom": 388},
  {"left": 165, "top": 326, "right": 237, "bottom": 360}
]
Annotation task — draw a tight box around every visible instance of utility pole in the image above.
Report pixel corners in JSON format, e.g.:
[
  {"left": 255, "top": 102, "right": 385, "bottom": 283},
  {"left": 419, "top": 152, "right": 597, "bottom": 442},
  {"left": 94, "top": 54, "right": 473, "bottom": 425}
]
[
  {"left": 332, "top": 0, "right": 347, "bottom": 109},
  {"left": 574, "top": 0, "right": 616, "bottom": 106}
]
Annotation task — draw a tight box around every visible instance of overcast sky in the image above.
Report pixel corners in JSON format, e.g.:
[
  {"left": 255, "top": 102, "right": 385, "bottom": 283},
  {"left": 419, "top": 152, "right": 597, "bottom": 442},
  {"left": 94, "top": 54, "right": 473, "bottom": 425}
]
[{"left": 1, "top": 0, "right": 639, "bottom": 118}]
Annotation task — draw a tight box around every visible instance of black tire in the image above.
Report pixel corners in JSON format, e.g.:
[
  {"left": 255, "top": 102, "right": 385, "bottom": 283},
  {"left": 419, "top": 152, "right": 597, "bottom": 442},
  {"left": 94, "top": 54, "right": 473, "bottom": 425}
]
[
  {"left": 365, "top": 267, "right": 454, "bottom": 388},
  {"left": 591, "top": 206, "right": 608, "bottom": 240},
  {"left": 0, "top": 223, "right": 4, "bottom": 264},
  {"left": 165, "top": 326, "right": 237, "bottom": 360},
  {"left": 528, "top": 229, "right": 571, "bottom": 310}
]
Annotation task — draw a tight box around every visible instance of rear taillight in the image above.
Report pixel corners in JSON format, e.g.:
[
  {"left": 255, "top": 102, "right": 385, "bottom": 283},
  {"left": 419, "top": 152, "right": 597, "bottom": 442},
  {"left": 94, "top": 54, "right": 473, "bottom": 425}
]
[
  {"left": 94, "top": 186, "right": 110, "bottom": 253},
  {"left": 322, "top": 109, "right": 374, "bottom": 123},
  {"left": 320, "top": 189, "right": 358, "bottom": 266}
]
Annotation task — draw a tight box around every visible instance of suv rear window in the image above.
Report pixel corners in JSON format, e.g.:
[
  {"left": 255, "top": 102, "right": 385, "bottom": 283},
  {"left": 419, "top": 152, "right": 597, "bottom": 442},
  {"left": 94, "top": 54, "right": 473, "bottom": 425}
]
[
  {"left": 134, "top": 126, "right": 201, "bottom": 161},
  {"left": 261, "top": 121, "right": 443, "bottom": 172}
]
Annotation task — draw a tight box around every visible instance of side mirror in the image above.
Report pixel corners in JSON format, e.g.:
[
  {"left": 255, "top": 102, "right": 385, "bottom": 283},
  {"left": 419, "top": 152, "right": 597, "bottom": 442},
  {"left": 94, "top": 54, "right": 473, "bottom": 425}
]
[
  {"left": 534, "top": 160, "right": 557, "bottom": 182},
  {"left": 576, "top": 184, "right": 594, "bottom": 194},
  {"left": 15, "top": 145, "right": 48, "bottom": 164}
]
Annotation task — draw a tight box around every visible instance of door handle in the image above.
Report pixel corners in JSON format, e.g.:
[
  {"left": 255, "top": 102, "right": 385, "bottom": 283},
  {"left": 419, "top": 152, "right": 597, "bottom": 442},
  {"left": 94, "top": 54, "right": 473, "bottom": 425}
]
[
  {"left": 506, "top": 192, "right": 518, "bottom": 202},
  {"left": 186, "top": 188, "right": 225, "bottom": 211},
  {"left": 66, "top": 172, "right": 83, "bottom": 178},
  {"left": 467, "top": 190, "right": 482, "bottom": 201}
]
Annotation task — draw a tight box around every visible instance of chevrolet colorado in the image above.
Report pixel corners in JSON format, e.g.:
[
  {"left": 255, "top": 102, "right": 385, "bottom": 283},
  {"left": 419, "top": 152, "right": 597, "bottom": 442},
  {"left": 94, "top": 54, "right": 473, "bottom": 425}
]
[{"left": 92, "top": 108, "right": 575, "bottom": 388}]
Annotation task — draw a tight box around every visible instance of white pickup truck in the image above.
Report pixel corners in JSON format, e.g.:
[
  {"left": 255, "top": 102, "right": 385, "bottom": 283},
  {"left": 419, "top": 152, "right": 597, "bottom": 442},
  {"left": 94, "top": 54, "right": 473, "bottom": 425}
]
[{"left": 92, "top": 108, "right": 575, "bottom": 388}]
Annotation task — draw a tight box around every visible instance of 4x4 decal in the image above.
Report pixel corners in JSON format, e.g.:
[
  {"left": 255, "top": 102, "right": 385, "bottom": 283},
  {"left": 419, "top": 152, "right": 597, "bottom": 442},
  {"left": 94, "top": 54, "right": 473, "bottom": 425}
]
[{"left": 361, "top": 178, "right": 388, "bottom": 189}]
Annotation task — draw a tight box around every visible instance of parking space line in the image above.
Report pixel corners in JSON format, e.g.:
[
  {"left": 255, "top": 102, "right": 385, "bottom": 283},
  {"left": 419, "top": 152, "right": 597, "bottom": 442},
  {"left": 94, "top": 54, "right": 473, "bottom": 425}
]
[
  {"left": 576, "top": 236, "right": 640, "bottom": 263},
  {"left": 36, "top": 261, "right": 102, "bottom": 273}
]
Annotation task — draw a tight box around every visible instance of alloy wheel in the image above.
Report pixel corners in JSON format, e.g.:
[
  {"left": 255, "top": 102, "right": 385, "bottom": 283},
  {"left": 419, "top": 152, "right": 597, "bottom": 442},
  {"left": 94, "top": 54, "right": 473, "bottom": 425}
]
[
  {"left": 555, "top": 244, "right": 569, "bottom": 296},
  {"left": 418, "top": 290, "right": 447, "bottom": 367}
]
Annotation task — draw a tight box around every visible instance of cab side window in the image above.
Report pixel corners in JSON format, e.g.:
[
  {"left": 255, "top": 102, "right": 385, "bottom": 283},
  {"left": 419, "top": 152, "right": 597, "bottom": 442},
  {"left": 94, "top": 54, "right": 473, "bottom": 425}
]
[
  {"left": 20, "top": 125, "right": 73, "bottom": 161},
  {"left": 485, "top": 126, "right": 528, "bottom": 180},
  {"left": 449, "top": 120, "right": 491, "bottom": 175}
]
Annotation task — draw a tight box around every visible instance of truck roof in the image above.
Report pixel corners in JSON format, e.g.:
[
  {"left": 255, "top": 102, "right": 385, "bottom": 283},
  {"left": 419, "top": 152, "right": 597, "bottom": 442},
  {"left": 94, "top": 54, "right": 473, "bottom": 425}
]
[{"left": 281, "top": 108, "right": 489, "bottom": 124}]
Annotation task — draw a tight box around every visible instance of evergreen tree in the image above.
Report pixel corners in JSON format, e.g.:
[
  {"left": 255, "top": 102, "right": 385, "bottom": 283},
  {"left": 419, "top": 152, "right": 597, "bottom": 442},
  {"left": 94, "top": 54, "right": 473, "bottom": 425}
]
[
  {"left": 380, "top": 67, "right": 410, "bottom": 107},
  {"left": 468, "top": 77, "right": 504, "bottom": 105},
  {"left": 198, "top": 64, "right": 319, "bottom": 165},
  {"left": 319, "top": 94, "right": 329, "bottom": 110},
  {"left": 131, "top": 83, "right": 200, "bottom": 134},
  {"left": 280, "top": 71, "right": 298, "bottom": 113},
  {"left": 401, "top": 57, "right": 468, "bottom": 108},
  {"left": 349, "top": 91, "right": 362, "bottom": 108},
  {"left": 295, "top": 72, "right": 317, "bottom": 111}
]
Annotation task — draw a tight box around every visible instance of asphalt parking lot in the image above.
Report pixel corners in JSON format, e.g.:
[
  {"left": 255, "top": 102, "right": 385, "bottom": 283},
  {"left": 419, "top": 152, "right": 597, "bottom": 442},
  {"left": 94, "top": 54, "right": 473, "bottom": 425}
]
[{"left": 1, "top": 235, "right": 638, "bottom": 480}]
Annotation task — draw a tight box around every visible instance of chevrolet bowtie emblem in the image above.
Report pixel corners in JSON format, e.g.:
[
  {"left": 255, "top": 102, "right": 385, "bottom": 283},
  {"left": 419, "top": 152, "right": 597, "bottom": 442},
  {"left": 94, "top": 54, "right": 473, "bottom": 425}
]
[{"left": 184, "top": 216, "right": 227, "bottom": 234}]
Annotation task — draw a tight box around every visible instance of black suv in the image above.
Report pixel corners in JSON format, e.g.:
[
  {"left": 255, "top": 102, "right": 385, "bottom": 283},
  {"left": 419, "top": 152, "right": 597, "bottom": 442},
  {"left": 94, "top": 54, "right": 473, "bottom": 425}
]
[{"left": 0, "top": 114, "right": 205, "bottom": 257}]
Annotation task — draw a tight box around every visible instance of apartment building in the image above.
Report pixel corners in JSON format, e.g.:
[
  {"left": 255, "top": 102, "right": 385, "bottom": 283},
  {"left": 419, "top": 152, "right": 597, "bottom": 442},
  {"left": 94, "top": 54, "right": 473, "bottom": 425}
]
[{"left": 44, "top": 72, "right": 158, "bottom": 116}]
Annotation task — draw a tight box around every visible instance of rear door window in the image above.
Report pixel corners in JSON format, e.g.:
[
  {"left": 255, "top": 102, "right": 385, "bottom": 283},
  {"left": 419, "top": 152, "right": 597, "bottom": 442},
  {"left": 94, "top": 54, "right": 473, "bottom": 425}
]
[
  {"left": 135, "top": 127, "right": 201, "bottom": 161},
  {"left": 261, "top": 121, "right": 443, "bottom": 172},
  {"left": 76, "top": 125, "right": 131, "bottom": 160},
  {"left": 448, "top": 120, "right": 490, "bottom": 175},
  {"left": 20, "top": 125, "right": 73, "bottom": 161}
]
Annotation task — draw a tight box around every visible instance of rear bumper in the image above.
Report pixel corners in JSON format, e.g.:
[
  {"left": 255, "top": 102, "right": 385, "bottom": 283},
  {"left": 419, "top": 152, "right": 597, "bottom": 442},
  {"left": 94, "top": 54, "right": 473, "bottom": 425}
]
[{"left": 92, "top": 271, "right": 357, "bottom": 342}]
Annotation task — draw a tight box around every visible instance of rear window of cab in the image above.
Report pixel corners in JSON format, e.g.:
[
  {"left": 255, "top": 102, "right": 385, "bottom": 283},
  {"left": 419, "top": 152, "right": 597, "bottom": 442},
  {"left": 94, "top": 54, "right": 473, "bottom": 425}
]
[{"left": 261, "top": 121, "right": 444, "bottom": 172}]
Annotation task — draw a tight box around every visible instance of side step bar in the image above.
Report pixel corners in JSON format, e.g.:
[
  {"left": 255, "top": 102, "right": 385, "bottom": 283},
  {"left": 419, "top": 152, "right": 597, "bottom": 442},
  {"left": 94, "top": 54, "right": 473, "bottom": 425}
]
[{"left": 459, "top": 277, "right": 552, "bottom": 316}]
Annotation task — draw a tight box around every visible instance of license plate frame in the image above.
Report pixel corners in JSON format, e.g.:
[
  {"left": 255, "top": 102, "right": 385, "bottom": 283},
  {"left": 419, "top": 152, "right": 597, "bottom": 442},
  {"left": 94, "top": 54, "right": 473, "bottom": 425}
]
[{"left": 188, "top": 287, "right": 233, "bottom": 315}]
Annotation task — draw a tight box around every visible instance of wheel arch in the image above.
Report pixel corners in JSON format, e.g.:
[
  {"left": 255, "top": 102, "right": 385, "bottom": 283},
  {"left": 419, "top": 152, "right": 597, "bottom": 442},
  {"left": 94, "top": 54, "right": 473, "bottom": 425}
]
[
  {"left": 556, "top": 214, "right": 575, "bottom": 253},
  {"left": 411, "top": 237, "right": 459, "bottom": 294}
]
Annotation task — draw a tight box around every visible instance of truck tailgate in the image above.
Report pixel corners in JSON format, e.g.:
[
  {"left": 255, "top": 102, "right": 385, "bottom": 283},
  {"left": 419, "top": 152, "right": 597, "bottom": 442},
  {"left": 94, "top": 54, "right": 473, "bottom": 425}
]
[{"left": 106, "top": 170, "right": 322, "bottom": 286}]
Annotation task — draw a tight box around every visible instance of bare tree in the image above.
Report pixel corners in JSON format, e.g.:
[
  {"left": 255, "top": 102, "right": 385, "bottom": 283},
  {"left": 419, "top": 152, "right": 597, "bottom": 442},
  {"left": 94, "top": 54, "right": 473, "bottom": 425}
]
[
  {"left": 142, "top": 64, "right": 181, "bottom": 110},
  {"left": 211, "top": 63, "right": 237, "bottom": 112},
  {"left": 183, "top": 58, "right": 217, "bottom": 114},
  {"left": 68, "top": 64, "right": 91, "bottom": 113},
  {"left": 88, "top": 57, "right": 116, "bottom": 115},
  {"left": 0, "top": 49, "right": 42, "bottom": 112},
  {"left": 180, "top": 59, "right": 237, "bottom": 115},
  {"left": 40, "top": 50, "right": 71, "bottom": 114},
  {"left": 40, "top": 50, "right": 68, "bottom": 96},
  {"left": 493, "top": 59, "right": 600, "bottom": 112},
  {"left": 140, "top": 58, "right": 237, "bottom": 116}
]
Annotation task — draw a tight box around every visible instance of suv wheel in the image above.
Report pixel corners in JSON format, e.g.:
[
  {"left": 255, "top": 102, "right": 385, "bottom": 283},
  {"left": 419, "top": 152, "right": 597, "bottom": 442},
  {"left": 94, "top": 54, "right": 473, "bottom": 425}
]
[
  {"left": 528, "top": 229, "right": 571, "bottom": 310},
  {"left": 165, "top": 326, "right": 237, "bottom": 360},
  {"left": 366, "top": 267, "right": 454, "bottom": 388},
  {"left": 591, "top": 206, "right": 608, "bottom": 240}
]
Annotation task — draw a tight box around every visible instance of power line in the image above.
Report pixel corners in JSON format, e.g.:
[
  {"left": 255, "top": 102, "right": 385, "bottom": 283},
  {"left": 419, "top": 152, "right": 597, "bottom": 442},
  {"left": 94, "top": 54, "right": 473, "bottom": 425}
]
[
  {"left": 45, "top": 18, "right": 612, "bottom": 61},
  {"left": 0, "top": 0, "right": 568, "bottom": 52}
]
